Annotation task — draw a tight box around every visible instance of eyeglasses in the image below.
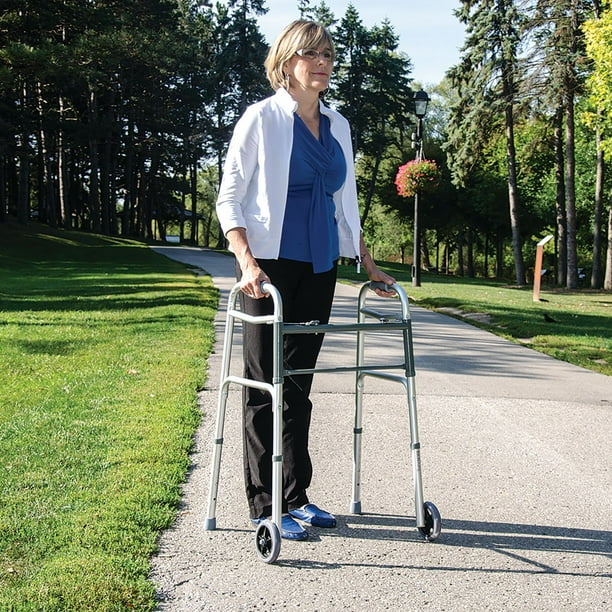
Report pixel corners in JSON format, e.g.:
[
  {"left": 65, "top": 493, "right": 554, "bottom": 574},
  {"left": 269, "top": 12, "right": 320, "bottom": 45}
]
[{"left": 295, "top": 48, "right": 334, "bottom": 62}]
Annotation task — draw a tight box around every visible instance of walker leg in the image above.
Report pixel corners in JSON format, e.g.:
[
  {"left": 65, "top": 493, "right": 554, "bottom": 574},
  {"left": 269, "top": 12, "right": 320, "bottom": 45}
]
[
  {"left": 401, "top": 325, "right": 426, "bottom": 529},
  {"left": 406, "top": 375, "right": 426, "bottom": 529},
  {"left": 351, "top": 300, "right": 368, "bottom": 515},
  {"left": 204, "top": 302, "right": 237, "bottom": 531},
  {"left": 204, "top": 380, "right": 230, "bottom": 530},
  {"left": 350, "top": 372, "right": 365, "bottom": 514},
  {"left": 270, "top": 385, "right": 283, "bottom": 530},
  {"left": 270, "top": 313, "right": 284, "bottom": 535}
]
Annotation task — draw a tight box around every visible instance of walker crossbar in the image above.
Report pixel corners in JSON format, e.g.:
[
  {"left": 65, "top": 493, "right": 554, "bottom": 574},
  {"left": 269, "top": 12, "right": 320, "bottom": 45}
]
[
  {"left": 284, "top": 362, "right": 408, "bottom": 376},
  {"left": 284, "top": 321, "right": 410, "bottom": 333},
  {"left": 203, "top": 279, "right": 441, "bottom": 563}
]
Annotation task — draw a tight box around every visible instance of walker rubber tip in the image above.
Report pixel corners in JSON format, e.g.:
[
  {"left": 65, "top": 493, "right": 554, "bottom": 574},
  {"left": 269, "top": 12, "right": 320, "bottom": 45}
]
[
  {"left": 350, "top": 501, "right": 362, "bottom": 514},
  {"left": 203, "top": 517, "right": 217, "bottom": 530}
]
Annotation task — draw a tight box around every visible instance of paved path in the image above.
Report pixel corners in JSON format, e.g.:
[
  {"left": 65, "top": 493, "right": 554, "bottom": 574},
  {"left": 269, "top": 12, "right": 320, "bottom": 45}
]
[{"left": 150, "top": 246, "right": 612, "bottom": 611}]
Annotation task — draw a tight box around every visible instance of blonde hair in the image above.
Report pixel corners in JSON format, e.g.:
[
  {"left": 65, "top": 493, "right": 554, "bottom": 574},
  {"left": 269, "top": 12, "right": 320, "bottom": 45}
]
[{"left": 264, "top": 20, "right": 335, "bottom": 91}]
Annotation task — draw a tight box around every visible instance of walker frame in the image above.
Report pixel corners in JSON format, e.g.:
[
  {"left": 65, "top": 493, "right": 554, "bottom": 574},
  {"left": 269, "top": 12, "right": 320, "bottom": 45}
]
[{"left": 203, "top": 280, "right": 441, "bottom": 563}]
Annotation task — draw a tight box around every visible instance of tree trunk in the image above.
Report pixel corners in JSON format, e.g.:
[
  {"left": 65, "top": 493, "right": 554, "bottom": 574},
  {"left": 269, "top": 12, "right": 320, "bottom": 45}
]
[
  {"left": 504, "top": 92, "right": 525, "bottom": 285},
  {"left": 17, "top": 82, "right": 30, "bottom": 225},
  {"left": 565, "top": 94, "right": 578, "bottom": 289},
  {"left": 88, "top": 89, "right": 101, "bottom": 233},
  {"left": 591, "top": 123, "right": 604, "bottom": 288},
  {"left": 466, "top": 227, "right": 475, "bottom": 277},
  {"left": 108, "top": 135, "right": 119, "bottom": 235},
  {"left": 35, "top": 82, "right": 57, "bottom": 228},
  {"left": 100, "top": 127, "right": 112, "bottom": 235},
  {"left": 190, "top": 160, "right": 198, "bottom": 244},
  {"left": 564, "top": 4, "right": 579, "bottom": 289},
  {"left": 604, "top": 192, "right": 612, "bottom": 290},
  {"left": 422, "top": 234, "right": 432, "bottom": 271},
  {"left": 58, "top": 96, "right": 71, "bottom": 230},
  {"left": 457, "top": 229, "right": 464, "bottom": 276},
  {"left": 554, "top": 107, "right": 567, "bottom": 286},
  {"left": 123, "top": 118, "right": 136, "bottom": 236},
  {"left": 17, "top": 142, "right": 30, "bottom": 225},
  {"left": 0, "top": 158, "right": 6, "bottom": 223},
  {"left": 215, "top": 150, "right": 225, "bottom": 249}
]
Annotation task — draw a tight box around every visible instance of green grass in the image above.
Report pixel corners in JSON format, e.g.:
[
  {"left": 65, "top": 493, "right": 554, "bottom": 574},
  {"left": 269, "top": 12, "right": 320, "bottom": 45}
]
[
  {"left": 338, "top": 261, "right": 612, "bottom": 377},
  {"left": 0, "top": 226, "right": 609, "bottom": 609},
  {"left": 0, "top": 223, "right": 216, "bottom": 610}
]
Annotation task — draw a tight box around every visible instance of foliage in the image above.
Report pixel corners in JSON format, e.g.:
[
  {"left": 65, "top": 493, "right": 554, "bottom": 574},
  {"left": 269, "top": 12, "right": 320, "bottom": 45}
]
[
  {"left": 1, "top": 0, "right": 611, "bottom": 293},
  {"left": 584, "top": 1, "right": 612, "bottom": 157},
  {"left": 0, "top": 223, "right": 216, "bottom": 609},
  {"left": 395, "top": 159, "right": 442, "bottom": 198},
  {"left": 0, "top": 0, "right": 267, "bottom": 242},
  {"left": 299, "top": 0, "right": 337, "bottom": 26},
  {"left": 446, "top": 0, "right": 527, "bottom": 285},
  {"left": 327, "top": 9, "right": 415, "bottom": 225}
]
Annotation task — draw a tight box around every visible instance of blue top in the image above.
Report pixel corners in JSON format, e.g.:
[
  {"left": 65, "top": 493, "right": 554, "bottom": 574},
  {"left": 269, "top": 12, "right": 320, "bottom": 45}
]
[{"left": 279, "top": 113, "right": 346, "bottom": 273}]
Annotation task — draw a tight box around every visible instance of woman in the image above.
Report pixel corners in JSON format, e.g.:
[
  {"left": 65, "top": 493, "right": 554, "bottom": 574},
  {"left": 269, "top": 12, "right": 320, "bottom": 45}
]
[{"left": 216, "top": 20, "right": 396, "bottom": 541}]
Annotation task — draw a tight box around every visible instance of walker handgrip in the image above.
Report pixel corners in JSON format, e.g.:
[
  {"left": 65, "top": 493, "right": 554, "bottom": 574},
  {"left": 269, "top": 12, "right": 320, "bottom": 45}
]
[
  {"left": 261, "top": 281, "right": 273, "bottom": 295},
  {"left": 369, "top": 281, "right": 395, "bottom": 293}
]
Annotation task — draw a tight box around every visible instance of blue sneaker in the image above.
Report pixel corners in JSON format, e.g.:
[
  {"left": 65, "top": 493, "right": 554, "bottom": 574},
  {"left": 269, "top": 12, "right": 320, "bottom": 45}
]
[
  {"left": 289, "top": 504, "right": 337, "bottom": 528},
  {"left": 251, "top": 514, "right": 309, "bottom": 540}
]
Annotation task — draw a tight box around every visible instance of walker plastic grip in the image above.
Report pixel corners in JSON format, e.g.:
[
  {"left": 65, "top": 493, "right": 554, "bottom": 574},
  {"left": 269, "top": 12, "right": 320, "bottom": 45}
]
[{"left": 369, "top": 281, "right": 395, "bottom": 293}]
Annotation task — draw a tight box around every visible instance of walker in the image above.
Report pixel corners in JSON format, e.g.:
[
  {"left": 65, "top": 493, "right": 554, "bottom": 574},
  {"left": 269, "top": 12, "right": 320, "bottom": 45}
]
[{"left": 203, "top": 280, "right": 441, "bottom": 563}]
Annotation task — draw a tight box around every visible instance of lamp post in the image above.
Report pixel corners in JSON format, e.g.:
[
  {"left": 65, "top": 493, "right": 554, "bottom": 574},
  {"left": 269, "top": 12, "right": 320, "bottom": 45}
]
[{"left": 411, "top": 89, "right": 430, "bottom": 288}]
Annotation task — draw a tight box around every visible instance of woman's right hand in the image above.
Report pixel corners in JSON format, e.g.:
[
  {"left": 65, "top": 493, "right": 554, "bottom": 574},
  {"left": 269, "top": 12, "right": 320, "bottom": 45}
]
[
  {"left": 240, "top": 261, "right": 270, "bottom": 299},
  {"left": 225, "top": 227, "right": 270, "bottom": 299}
]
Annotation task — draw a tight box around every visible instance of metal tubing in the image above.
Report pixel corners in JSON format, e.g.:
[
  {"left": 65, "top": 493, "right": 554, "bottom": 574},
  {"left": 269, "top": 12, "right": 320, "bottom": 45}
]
[
  {"left": 204, "top": 284, "right": 242, "bottom": 529},
  {"left": 350, "top": 296, "right": 366, "bottom": 513},
  {"left": 261, "top": 283, "right": 285, "bottom": 531},
  {"left": 349, "top": 282, "right": 426, "bottom": 527},
  {"left": 395, "top": 291, "right": 424, "bottom": 526},
  {"left": 283, "top": 321, "right": 411, "bottom": 334},
  {"left": 285, "top": 362, "right": 407, "bottom": 377},
  {"left": 207, "top": 280, "right": 430, "bottom": 542},
  {"left": 407, "top": 374, "right": 425, "bottom": 528}
]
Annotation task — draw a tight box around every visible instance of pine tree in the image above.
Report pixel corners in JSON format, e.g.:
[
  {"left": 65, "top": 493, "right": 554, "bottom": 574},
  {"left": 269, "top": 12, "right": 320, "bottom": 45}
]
[{"left": 446, "top": 0, "right": 527, "bottom": 285}]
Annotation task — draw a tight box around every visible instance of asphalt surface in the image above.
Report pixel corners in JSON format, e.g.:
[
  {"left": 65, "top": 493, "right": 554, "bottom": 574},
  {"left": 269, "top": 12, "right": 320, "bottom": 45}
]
[{"left": 149, "top": 246, "right": 611, "bottom": 611}]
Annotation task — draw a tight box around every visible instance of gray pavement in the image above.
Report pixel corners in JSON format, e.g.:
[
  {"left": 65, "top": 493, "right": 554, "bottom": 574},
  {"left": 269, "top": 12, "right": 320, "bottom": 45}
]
[{"left": 149, "top": 246, "right": 612, "bottom": 611}]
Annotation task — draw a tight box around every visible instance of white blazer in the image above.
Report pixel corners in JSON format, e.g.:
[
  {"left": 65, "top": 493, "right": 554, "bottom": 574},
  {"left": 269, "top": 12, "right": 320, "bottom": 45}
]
[{"left": 215, "top": 87, "right": 362, "bottom": 260}]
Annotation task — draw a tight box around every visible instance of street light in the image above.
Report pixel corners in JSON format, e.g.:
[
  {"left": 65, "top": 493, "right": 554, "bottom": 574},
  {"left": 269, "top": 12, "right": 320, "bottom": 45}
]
[
  {"left": 414, "top": 89, "right": 430, "bottom": 120},
  {"left": 411, "top": 89, "right": 430, "bottom": 287}
]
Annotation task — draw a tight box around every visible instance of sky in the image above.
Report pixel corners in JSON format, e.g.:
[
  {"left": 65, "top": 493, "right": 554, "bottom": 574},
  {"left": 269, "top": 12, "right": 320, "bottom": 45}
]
[{"left": 257, "top": 1, "right": 466, "bottom": 86}]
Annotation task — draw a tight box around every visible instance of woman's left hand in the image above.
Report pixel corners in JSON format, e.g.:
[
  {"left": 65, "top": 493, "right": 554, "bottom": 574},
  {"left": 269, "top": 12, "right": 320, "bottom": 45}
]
[
  {"left": 367, "top": 265, "right": 397, "bottom": 297},
  {"left": 359, "top": 235, "right": 396, "bottom": 297}
]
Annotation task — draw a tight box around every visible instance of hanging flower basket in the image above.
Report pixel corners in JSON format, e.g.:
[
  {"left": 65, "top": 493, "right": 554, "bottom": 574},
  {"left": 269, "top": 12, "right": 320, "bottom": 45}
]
[{"left": 395, "top": 159, "right": 441, "bottom": 198}]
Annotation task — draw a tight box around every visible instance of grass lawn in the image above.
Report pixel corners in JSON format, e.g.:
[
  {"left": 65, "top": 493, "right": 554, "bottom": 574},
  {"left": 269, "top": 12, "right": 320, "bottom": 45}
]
[
  {"left": 0, "top": 224, "right": 609, "bottom": 610},
  {"left": 0, "top": 223, "right": 216, "bottom": 610},
  {"left": 338, "top": 261, "right": 612, "bottom": 377}
]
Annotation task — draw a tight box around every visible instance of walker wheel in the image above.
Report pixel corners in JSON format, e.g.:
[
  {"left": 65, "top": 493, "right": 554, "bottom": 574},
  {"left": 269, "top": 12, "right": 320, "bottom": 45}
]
[
  {"left": 255, "top": 519, "right": 281, "bottom": 563},
  {"left": 418, "top": 501, "right": 441, "bottom": 541}
]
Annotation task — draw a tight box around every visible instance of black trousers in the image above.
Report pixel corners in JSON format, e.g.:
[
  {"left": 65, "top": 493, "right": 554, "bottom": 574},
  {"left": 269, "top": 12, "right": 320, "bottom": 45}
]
[{"left": 237, "top": 258, "right": 337, "bottom": 519}]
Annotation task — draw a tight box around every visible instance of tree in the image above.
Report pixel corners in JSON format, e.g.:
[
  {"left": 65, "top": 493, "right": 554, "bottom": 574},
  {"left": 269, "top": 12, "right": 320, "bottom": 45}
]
[
  {"left": 204, "top": 0, "right": 269, "bottom": 247},
  {"left": 446, "top": 0, "right": 527, "bottom": 285},
  {"left": 529, "top": 0, "right": 601, "bottom": 288},
  {"left": 584, "top": 0, "right": 612, "bottom": 289},
  {"left": 332, "top": 10, "right": 413, "bottom": 227},
  {"left": 298, "top": 0, "right": 337, "bottom": 26},
  {"left": 0, "top": 0, "right": 218, "bottom": 238}
]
